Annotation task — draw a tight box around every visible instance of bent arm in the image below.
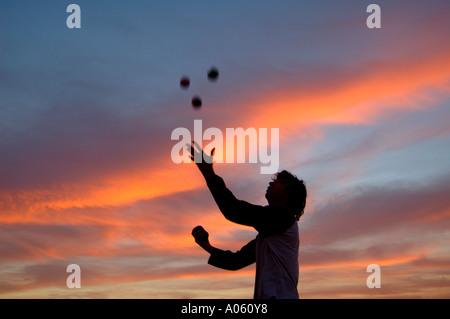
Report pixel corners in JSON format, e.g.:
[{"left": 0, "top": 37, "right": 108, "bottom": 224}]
[{"left": 208, "top": 239, "right": 257, "bottom": 271}]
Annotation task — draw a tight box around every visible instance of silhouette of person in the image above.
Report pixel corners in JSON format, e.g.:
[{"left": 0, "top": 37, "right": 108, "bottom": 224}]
[{"left": 188, "top": 141, "right": 307, "bottom": 299}]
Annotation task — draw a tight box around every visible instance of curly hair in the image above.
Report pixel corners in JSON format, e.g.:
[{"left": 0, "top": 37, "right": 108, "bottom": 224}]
[{"left": 274, "top": 170, "right": 307, "bottom": 221}]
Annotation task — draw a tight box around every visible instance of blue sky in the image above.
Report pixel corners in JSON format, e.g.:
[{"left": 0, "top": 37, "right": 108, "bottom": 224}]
[{"left": 1, "top": 0, "right": 449, "bottom": 298}]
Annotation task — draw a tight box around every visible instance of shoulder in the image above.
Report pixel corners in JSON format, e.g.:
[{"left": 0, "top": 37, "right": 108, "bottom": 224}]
[{"left": 256, "top": 206, "right": 296, "bottom": 237}]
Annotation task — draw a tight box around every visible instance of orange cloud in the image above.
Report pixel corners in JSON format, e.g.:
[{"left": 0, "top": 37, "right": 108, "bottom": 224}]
[
  {"left": 2, "top": 48, "right": 449, "bottom": 228},
  {"left": 301, "top": 254, "right": 423, "bottom": 271},
  {"left": 246, "top": 50, "right": 450, "bottom": 131}
]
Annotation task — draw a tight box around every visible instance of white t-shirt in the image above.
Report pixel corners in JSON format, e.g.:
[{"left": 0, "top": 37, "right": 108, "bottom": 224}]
[{"left": 254, "top": 221, "right": 299, "bottom": 299}]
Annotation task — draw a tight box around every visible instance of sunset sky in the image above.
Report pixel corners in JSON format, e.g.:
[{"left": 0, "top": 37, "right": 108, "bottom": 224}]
[{"left": 1, "top": 0, "right": 449, "bottom": 298}]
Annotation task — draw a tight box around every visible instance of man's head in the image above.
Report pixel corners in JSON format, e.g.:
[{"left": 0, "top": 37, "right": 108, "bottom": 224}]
[{"left": 265, "top": 170, "right": 307, "bottom": 220}]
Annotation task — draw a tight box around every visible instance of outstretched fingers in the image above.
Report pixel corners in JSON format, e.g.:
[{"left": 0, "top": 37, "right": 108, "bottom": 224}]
[
  {"left": 186, "top": 141, "right": 201, "bottom": 159},
  {"left": 193, "top": 140, "right": 203, "bottom": 153},
  {"left": 186, "top": 142, "right": 197, "bottom": 162},
  {"left": 186, "top": 141, "right": 215, "bottom": 170}
]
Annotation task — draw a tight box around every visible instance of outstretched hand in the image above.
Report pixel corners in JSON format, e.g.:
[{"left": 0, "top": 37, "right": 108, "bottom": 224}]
[{"left": 187, "top": 141, "right": 215, "bottom": 178}]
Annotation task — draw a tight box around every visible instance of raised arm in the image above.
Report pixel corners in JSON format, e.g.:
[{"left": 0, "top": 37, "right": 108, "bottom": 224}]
[{"left": 188, "top": 142, "right": 295, "bottom": 236}]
